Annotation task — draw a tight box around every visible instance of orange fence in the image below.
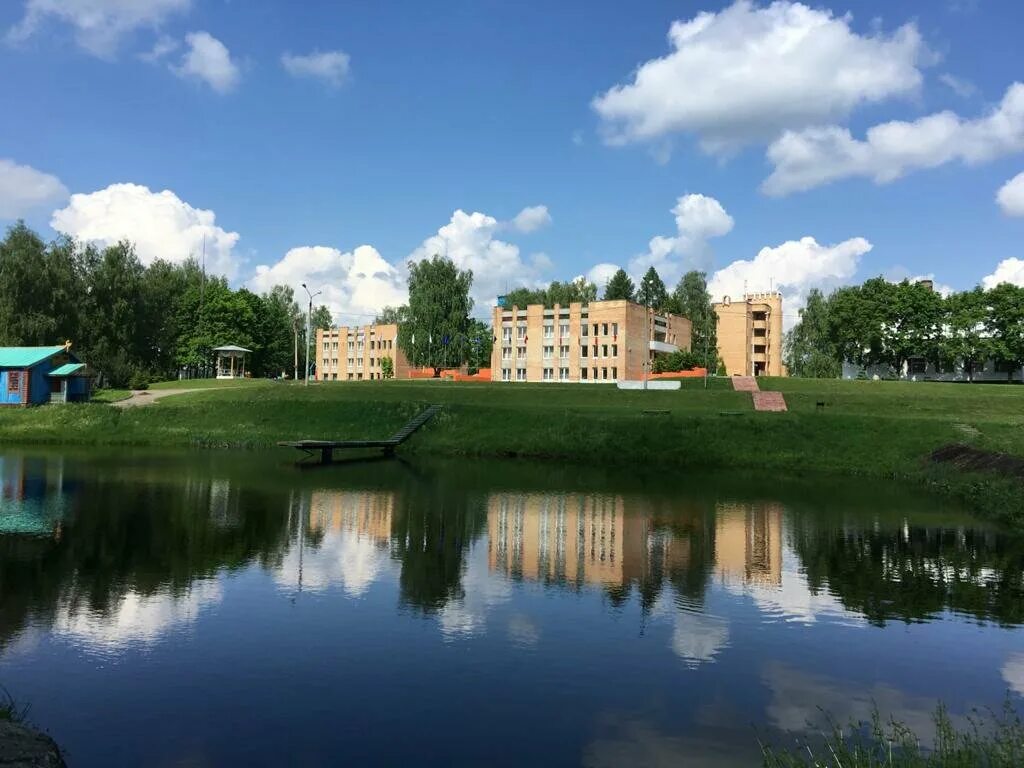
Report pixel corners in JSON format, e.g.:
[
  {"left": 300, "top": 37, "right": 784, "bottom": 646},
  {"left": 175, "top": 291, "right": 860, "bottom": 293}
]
[
  {"left": 407, "top": 368, "right": 492, "bottom": 382},
  {"left": 649, "top": 367, "right": 708, "bottom": 380}
]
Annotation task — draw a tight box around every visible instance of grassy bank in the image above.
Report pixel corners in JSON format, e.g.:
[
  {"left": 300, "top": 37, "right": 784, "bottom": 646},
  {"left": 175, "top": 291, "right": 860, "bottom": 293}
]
[{"left": 0, "top": 377, "right": 1021, "bottom": 523}]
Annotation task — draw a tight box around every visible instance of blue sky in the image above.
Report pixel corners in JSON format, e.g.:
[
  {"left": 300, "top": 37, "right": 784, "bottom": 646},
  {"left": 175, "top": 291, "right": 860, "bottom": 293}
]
[{"left": 1, "top": 0, "right": 1022, "bottom": 325}]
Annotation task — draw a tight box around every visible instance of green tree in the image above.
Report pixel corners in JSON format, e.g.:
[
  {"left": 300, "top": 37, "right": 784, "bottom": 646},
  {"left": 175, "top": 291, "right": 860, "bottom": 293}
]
[
  {"left": 784, "top": 288, "right": 840, "bottom": 378},
  {"left": 397, "top": 255, "right": 474, "bottom": 377},
  {"left": 465, "top": 318, "right": 493, "bottom": 373},
  {"left": 603, "top": 268, "right": 635, "bottom": 301},
  {"left": 375, "top": 306, "right": 410, "bottom": 324},
  {"left": 941, "top": 287, "right": 991, "bottom": 382},
  {"left": 81, "top": 241, "right": 146, "bottom": 387},
  {"left": 0, "top": 221, "right": 59, "bottom": 345},
  {"left": 885, "top": 279, "right": 944, "bottom": 374},
  {"left": 987, "top": 282, "right": 1024, "bottom": 381},
  {"left": 310, "top": 304, "right": 333, "bottom": 331},
  {"left": 502, "top": 286, "right": 546, "bottom": 308},
  {"left": 546, "top": 277, "right": 598, "bottom": 306},
  {"left": 636, "top": 267, "right": 668, "bottom": 310},
  {"left": 669, "top": 271, "right": 718, "bottom": 369},
  {"left": 380, "top": 356, "right": 394, "bottom": 379}
]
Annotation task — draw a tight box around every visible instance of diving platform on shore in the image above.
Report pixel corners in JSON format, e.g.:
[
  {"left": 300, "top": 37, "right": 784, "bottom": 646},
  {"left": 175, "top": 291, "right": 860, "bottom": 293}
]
[{"left": 278, "top": 405, "right": 442, "bottom": 463}]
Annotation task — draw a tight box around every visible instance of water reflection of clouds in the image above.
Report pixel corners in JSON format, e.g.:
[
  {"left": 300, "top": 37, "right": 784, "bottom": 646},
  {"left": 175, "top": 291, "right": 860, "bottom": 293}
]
[
  {"left": 1002, "top": 653, "right": 1024, "bottom": 695},
  {"left": 438, "top": 543, "right": 511, "bottom": 640},
  {"left": 54, "top": 580, "right": 222, "bottom": 649},
  {"left": 671, "top": 612, "right": 730, "bottom": 667}
]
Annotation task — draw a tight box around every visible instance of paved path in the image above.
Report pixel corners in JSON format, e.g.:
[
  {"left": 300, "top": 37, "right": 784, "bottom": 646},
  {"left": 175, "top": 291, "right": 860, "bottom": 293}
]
[
  {"left": 113, "top": 389, "right": 194, "bottom": 408},
  {"left": 731, "top": 375, "right": 788, "bottom": 412}
]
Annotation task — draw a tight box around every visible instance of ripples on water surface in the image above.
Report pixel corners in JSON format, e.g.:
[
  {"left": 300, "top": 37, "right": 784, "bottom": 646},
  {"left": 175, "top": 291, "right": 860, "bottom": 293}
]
[{"left": 1, "top": 451, "right": 1022, "bottom": 766}]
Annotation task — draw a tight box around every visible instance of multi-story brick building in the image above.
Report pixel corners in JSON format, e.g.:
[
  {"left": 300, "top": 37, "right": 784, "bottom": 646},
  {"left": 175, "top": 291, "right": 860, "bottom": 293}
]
[
  {"left": 315, "top": 323, "right": 410, "bottom": 381},
  {"left": 489, "top": 299, "right": 691, "bottom": 383},
  {"left": 713, "top": 292, "right": 784, "bottom": 377}
]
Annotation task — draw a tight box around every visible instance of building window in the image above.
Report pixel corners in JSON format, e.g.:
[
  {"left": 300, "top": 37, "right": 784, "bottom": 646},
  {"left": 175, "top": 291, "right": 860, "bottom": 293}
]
[
  {"left": 612, "top": 367, "right": 618, "bottom": 380},
  {"left": 322, "top": 358, "right": 329, "bottom": 369},
  {"left": 593, "top": 323, "right": 599, "bottom": 336},
  {"left": 502, "top": 327, "right": 512, "bottom": 341},
  {"left": 348, "top": 342, "right": 354, "bottom": 352},
  {"left": 357, "top": 373, "right": 363, "bottom": 380},
  {"left": 502, "top": 347, "right": 512, "bottom": 360},
  {"left": 753, "top": 311, "right": 767, "bottom": 322},
  {"left": 581, "top": 324, "right": 589, "bottom": 337},
  {"left": 560, "top": 345, "right": 569, "bottom": 359},
  {"left": 543, "top": 368, "right": 553, "bottom": 381},
  {"left": 754, "top": 345, "right": 766, "bottom": 354},
  {"left": 517, "top": 324, "right": 527, "bottom": 340},
  {"left": 592, "top": 367, "right": 598, "bottom": 380},
  {"left": 332, "top": 373, "right": 338, "bottom": 381},
  {"left": 516, "top": 368, "right": 527, "bottom": 382},
  {"left": 322, "top": 342, "right": 329, "bottom": 352},
  {"left": 348, "top": 373, "right": 353, "bottom": 380},
  {"left": 502, "top": 368, "right": 511, "bottom": 381},
  {"left": 369, "top": 358, "right": 375, "bottom": 367},
  {"left": 592, "top": 345, "right": 598, "bottom": 357},
  {"left": 543, "top": 345, "right": 554, "bottom": 359},
  {"left": 544, "top": 323, "right": 554, "bottom": 339},
  {"left": 602, "top": 344, "right": 608, "bottom": 357},
  {"left": 581, "top": 368, "right": 588, "bottom": 380},
  {"left": 581, "top": 345, "right": 588, "bottom": 358},
  {"left": 754, "top": 328, "right": 766, "bottom": 338},
  {"left": 602, "top": 323, "right": 608, "bottom": 336},
  {"left": 332, "top": 342, "right": 339, "bottom": 350},
  {"left": 347, "top": 358, "right": 354, "bottom": 367},
  {"left": 602, "top": 367, "right": 608, "bottom": 380},
  {"left": 559, "top": 367, "right": 569, "bottom": 380},
  {"left": 559, "top": 322, "right": 569, "bottom": 337},
  {"left": 611, "top": 344, "right": 618, "bottom": 357},
  {"left": 517, "top": 345, "right": 527, "bottom": 358},
  {"left": 612, "top": 323, "right": 618, "bottom": 337}
]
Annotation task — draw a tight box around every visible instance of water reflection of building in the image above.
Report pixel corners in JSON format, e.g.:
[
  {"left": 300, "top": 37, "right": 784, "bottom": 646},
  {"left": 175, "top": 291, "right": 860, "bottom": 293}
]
[
  {"left": 487, "top": 493, "right": 642, "bottom": 587},
  {"left": 714, "top": 503, "right": 783, "bottom": 587},
  {"left": 307, "top": 490, "right": 394, "bottom": 543},
  {"left": 0, "top": 455, "right": 73, "bottom": 537}
]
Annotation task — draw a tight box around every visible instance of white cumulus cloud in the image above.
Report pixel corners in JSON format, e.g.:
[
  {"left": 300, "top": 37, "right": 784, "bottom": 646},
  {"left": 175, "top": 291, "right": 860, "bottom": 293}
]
[
  {"left": 763, "top": 82, "right": 1024, "bottom": 195},
  {"left": 630, "top": 194, "right": 734, "bottom": 284},
  {"left": 249, "top": 244, "right": 406, "bottom": 324},
  {"left": 982, "top": 258, "right": 1024, "bottom": 290},
  {"left": 409, "top": 209, "right": 546, "bottom": 310},
  {"left": 592, "top": 0, "right": 926, "bottom": 153},
  {"left": 709, "top": 236, "right": 872, "bottom": 329},
  {"left": 587, "top": 262, "right": 621, "bottom": 290},
  {"left": 173, "top": 31, "right": 240, "bottom": 93},
  {"left": 0, "top": 158, "right": 68, "bottom": 218},
  {"left": 997, "top": 172, "right": 1024, "bottom": 217},
  {"left": 510, "top": 205, "right": 551, "bottom": 233},
  {"left": 281, "top": 49, "right": 351, "bottom": 87},
  {"left": 51, "top": 182, "right": 241, "bottom": 278},
  {"left": 7, "top": 0, "right": 190, "bottom": 58}
]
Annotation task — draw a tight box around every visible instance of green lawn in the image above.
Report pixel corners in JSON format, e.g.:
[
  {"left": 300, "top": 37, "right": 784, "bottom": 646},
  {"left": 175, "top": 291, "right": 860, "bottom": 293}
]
[{"left": 0, "top": 376, "right": 1021, "bottom": 523}]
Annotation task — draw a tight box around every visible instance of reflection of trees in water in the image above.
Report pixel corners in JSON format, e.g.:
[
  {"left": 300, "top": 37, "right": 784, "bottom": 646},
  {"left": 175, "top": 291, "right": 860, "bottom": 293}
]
[
  {"left": 0, "top": 477, "right": 292, "bottom": 649},
  {"left": 789, "top": 519, "right": 1024, "bottom": 626}
]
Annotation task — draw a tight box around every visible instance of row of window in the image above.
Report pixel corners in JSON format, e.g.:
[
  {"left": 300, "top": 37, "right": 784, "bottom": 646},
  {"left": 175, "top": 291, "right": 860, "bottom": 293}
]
[
  {"left": 321, "top": 339, "right": 395, "bottom": 352},
  {"left": 499, "top": 367, "right": 619, "bottom": 381},
  {"left": 321, "top": 357, "right": 387, "bottom": 369},
  {"left": 500, "top": 344, "right": 619, "bottom": 360},
  {"left": 501, "top": 322, "right": 620, "bottom": 340},
  {"left": 323, "top": 372, "right": 387, "bottom": 381}
]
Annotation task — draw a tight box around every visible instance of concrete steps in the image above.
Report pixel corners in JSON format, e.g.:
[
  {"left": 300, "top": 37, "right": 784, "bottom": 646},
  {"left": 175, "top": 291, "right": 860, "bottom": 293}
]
[
  {"left": 731, "top": 376, "right": 760, "bottom": 392},
  {"left": 752, "top": 391, "right": 788, "bottom": 412}
]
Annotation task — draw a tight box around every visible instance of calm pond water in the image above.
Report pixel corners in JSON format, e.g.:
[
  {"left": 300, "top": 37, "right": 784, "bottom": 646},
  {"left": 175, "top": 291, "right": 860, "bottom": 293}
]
[{"left": 1, "top": 450, "right": 1023, "bottom": 767}]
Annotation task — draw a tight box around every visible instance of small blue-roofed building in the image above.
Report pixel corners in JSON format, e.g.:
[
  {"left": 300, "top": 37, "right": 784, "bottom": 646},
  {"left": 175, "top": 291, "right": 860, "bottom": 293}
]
[{"left": 0, "top": 343, "right": 92, "bottom": 406}]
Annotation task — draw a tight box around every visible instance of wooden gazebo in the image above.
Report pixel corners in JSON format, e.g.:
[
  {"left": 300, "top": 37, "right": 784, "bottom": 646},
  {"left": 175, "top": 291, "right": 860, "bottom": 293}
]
[{"left": 213, "top": 345, "right": 252, "bottom": 379}]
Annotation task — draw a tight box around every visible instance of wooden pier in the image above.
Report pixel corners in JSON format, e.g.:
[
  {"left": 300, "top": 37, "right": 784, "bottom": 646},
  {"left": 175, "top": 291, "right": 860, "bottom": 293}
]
[{"left": 278, "top": 405, "right": 441, "bottom": 463}]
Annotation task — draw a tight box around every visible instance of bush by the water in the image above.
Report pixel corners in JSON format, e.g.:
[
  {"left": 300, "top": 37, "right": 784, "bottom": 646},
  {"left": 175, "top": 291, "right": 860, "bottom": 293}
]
[{"left": 761, "top": 700, "right": 1024, "bottom": 767}]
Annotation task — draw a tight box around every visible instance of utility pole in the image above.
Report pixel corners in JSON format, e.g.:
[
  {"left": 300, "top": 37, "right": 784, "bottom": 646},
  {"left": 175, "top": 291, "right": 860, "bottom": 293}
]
[
  {"left": 293, "top": 316, "right": 299, "bottom": 382},
  {"left": 301, "top": 283, "right": 322, "bottom": 387}
]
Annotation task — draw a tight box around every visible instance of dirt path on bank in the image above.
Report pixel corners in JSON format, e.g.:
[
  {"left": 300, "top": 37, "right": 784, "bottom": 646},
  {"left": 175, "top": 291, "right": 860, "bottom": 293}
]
[{"left": 113, "top": 389, "right": 195, "bottom": 408}]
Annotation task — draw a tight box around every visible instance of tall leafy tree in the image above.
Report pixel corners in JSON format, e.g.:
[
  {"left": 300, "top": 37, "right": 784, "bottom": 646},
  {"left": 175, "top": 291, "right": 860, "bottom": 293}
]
[
  {"left": 941, "top": 288, "right": 991, "bottom": 382},
  {"left": 397, "top": 255, "right": 473, "bottom": 377},
  {"left": 375, "top": 306, "right": 410, "bottom": 324},
  {"left": 784, "top": 288, "right": 839, "bottom": 378},
  {"left": 465, "top": 318, "right": 493, "bottom": 373},
  {"left": 310, "top": 304, "right": 333, "bottom": 331},
  {"left": 0, "top": 221, "right": 57, "bottom": 345},
  {"left": 636, "top": 267, "right": 668, "bottom": 310},
  {"left": 602, "top": 269, "right": 635, "bottom": 301},
  {"left": 669, "top": 271, "right": 718, "bottom": 368},
  {"left": 502, "top": 286, "right": 546, "bottom": 308},
  {"left": 987, "top": 282, "right": 1024, "bottom": 381},
  {"left": 82, "top": 241, "right": 145, "bottom": 386}
]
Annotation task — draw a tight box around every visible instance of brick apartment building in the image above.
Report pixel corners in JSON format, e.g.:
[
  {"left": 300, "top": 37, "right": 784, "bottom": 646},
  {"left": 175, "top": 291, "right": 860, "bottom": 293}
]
[
  {"left": 489, "top": 299, "right": 692, "bottom": 383},
  {"left": 315, "top": 323, "right": 410, "bottom": 381},
  {"left": 713, "top": 292, "right": 784, "bottom": 377}
]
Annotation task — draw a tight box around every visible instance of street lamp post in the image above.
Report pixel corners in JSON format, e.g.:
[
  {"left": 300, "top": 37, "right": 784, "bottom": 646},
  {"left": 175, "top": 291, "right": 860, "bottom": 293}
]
[{"left": 302, "top": 283, "right": 322, "bottom": 387}]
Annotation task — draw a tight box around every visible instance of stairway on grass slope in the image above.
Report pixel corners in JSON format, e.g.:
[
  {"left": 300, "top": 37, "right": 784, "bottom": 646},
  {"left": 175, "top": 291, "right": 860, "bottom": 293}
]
[{"left": 731, "top": 376, "right": 788, "bottom": 411}]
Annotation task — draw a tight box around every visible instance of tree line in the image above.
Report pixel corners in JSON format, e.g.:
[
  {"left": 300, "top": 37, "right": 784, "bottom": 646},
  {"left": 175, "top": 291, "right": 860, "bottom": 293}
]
[
  {"left": 785, "top": 278, "right": 1024, "bottom": 380},
  {"left": 0, "top": 222, "right": 333, "bottom": 387}
]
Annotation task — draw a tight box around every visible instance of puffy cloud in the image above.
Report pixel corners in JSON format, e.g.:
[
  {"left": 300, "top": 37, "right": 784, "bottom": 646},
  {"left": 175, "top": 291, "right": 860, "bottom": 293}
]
[
  {"left": 709, "top": 236, "right": 872, "bottom": 329},
  {"left": 51, "top": 182, "right": 241, "bottom": 278},
  {"left": 173, "top": 31, "right": 240, "bottom": 93},
  {"left": 630, "top": 194, "right": 734, "bottom": 284},
  {"left": 54, "top": 580, "right": 221, "bottom": 648},
  {"left": 592, "top": 1, "right": 926, "bottom": 153},
  {"left": 249, "top": 244, "right": 406, "bottom": 324},
  {"left": 763, "top": 82, "right": 1024, "bottom": 195},
  {"left": 7, "top": 0, "right": 190, "bottom": 58},
  {"left": 139, "top": 34, "right": 178, "bottom": 63},
  {"left": 510, "top": 204, "right": 552, "bottom": 233},
  {"left": 281, "top": 49, "right": 351, "bottom": 87},
  {"left": 587, "top": 262, "right": 621, "bottom": 290},
  {"left": 409, "top": 209, "right": 546, "bottom": 310},
  {"left": 0, "top": 158, "right": 68, "bottom": 218},
  {"left": 996, "top": 172, "right": 1024, "bottom": 217},
  {"left": 982, "top": 257, "right": 1024, "bottom": 290}
]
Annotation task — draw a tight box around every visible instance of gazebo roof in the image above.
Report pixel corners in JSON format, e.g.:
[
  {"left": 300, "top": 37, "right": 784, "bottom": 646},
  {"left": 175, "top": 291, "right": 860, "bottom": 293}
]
[{"left": 213, "top": 345, "right": 252, "bottom": 353}]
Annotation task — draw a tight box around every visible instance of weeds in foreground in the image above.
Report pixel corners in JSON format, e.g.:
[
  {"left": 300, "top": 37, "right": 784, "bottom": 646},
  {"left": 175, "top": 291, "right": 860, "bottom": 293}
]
[
  {"left": 761, "top": 700, "right": 1024, "bottom": 767},
  {"left": 0, "top": 686, "right": 29, "bottom": 724}
]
